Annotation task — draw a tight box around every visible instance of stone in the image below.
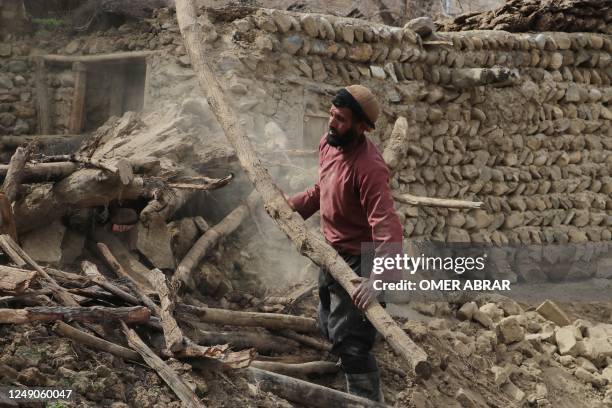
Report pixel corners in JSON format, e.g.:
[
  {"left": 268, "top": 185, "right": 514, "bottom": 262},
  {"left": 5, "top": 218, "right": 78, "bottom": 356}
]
[
  {"left": 7, "top": 60, "right": 27, "bottom": 73},
  {"left": 228, "top": 76, "right": 248, "bottom": 94},
  {"left": 0, "top": 74, "right": 13, "bottom": 89},
  {"left": 282, "top": 35, "right": 303, "bottom": 55},
  {"left": 370, "top": 65, "right": 386, "bottom": 80},
  {"left": 574, "top": 367, "right": 606, "bottom": 387},
  {"left": 457, "top": 301, "right": 478, "bottom": 321},
  {"left": 300, "top": 15, "right": 318, "bottom": 37},
  {"left": 0, "top": 112, "right": 16, "bottom": 127},
  {"left": 136, "top": 218, "right": 175, "bottom": 270},
  {"left": 264, "top": 121, "right": 287, "bottom": 149},
  {"left": 601, "top": 366, "right": 612, "bottom": 383},
  {"left": 348, "top": 44, "right": 373, "bottom": 62},
  {"left": 405, "top": 17, "right": 435, "bottom": 37},
  {"left": 581, "top": 336, "right": 612, "bottom": 364},
  {"left": 65, "top": 40, "right": 81, "bottom": 55},
  {"left": 271, "top": 10, "right": 292, "bottom": 33},
  {"left": 497, "top": 316, "right": 525, "bottom": 344},
  {"left": 21, "top": 221, "right": 66, "bottom": 263},
  {"left": 501, "top": 381, "right": 525, "bottom": 402},
  {"left": 536, "top": 300, "right": 571, "bottom": 326},
  {"left": 480, "top": 303, "right": 505, "bottom": 323},
  {"left": 576, "top": 357, "right": 598, "bottom": 373},
  {"left": 60, "top": 229, "right": 86, "bottom": 264},
  {"left": 490, "top": 365, "right": 511, "bottom": 386},
  {"left": 0, "top": 43, "right": 11, "bottom": 57},
  {"left": 473, "top": 310, "right": 494, "bottom": 329},
  {"left": 555, "top": 326, "right": 578, "bottom": 355}
]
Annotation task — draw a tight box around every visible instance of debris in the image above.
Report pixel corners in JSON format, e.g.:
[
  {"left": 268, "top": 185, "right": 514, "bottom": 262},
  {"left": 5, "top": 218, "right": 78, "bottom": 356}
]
[
  {"left": 536, "top": 300, "right": 572, "bottom": 327},
  {"left": 496, "top": 316, "right": 525, "bottom": 344}
]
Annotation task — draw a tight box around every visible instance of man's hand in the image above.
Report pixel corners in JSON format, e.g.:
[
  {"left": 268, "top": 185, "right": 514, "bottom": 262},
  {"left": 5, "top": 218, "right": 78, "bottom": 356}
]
[{"left": 351, "top": 277, "right": 379, "bottom": 310}]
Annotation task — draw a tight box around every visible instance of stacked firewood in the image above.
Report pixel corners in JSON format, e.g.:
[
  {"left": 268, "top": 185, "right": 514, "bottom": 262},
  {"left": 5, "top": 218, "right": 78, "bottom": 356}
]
[{"left": 438, "top": 0, "right": 612, "bottom": 33}]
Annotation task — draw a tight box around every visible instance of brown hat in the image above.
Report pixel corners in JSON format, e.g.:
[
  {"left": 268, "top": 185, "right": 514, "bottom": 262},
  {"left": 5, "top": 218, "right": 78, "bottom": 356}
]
[{"left": 345, "top": 85, "right": 380, "bottom": 130}]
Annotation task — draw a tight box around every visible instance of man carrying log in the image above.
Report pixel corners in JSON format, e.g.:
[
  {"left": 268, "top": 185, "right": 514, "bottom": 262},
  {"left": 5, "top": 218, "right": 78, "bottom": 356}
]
[{"left": 288, "top": 85, "right": 403, "bottom": 402}]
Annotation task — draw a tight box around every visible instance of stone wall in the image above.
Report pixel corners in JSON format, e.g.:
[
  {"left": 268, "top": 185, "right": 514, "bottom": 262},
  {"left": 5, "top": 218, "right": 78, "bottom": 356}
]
[
  {"left": 217, "top": 9, "right": 612, "bottom": 281},
  {"left": 0, "top": 7, "right": 610, "bottom": 281},
  {"left": 0, "top": 0, "right": 29, "bottom": 36}
]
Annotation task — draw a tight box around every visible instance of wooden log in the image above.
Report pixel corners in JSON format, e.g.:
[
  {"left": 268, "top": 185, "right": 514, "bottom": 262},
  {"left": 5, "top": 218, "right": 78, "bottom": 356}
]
[
  {"left": 14, "top": 169, "right": 145, "bottom": 234},
  {"left": 150, "top": 268, "right": 184, "bottom": 352},
  {"left": 53, "top": 321, "right": 141, "bottom": 361},
  {"left": 46, "top": 267, "right": 91, "bottom": 288},
  {"left": 177, "top": 304, "right": 318, "bottom": 334},
  {"left": 122, "top": 322, "right": 204, "bottom": 408},
  {"left": 0, "top": 135, "right": 82, "bottom": 151},
  {"left": 68, "top": 62, "right": 87, "bottom": 134},
  {"left": 186, "top": 327, "right": 300, "bottom": 354},
  {"left": 172, "top": 190, "right": 259, "bottom": 291},
  {"left": 273, "top": 330, "right": 332, "bottom": 352},
  {"left": 140, "top": 189, "right": 192, "bottom": 225},
  {"left": 2, "top": 145, "right": 31, "bottom": 203},
  {"left": 174, "top": 0, "right": 431, "bottom": 379},
  {"left": 251, "top": 361, "right": 339, "bottom": 377},
  {"left": 244, "top": 367, "right": 388, "bottom": 408},
  {"left": 0, "top": 265, "right": 37, "bottom": 294},
  {"left": 41, "top": 51, "right": 155, "bottom": 64},
  {"left": 96, "top": 242, "right": 158, "bottom": 308},
  {"left": 81, "top": 261, "right": 140, "bottom": 305},
  {"left": 0, "top": 234, "right": 26, "bottom": 267},
  {"left": 0, "top": 305, "right": 150, "bottom": 324},
  {"left": 92, "top": 226, "right": 155, "bottom": 293},
  {"left": 0, "top": 192, "right": 17, "bottom": 241},
  {"left": 174, "top": 338, "right": 255, "bottom": 369},
  {"left": 0, "top": 235, "right": 79, "bottom": 307},
  {"left": 34, "top": 58, "right": 51, "bottom": 135},
  {"left": 393, "top": 192, "right": 484, "bottom": 209},
  {"left": 0, "top": 162, "right": 79, "bottom": 183}
]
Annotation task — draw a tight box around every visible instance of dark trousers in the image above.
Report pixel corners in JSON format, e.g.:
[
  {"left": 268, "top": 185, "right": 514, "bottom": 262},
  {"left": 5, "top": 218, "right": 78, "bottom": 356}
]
[{"left": 318, "top": 252, "right": 379, "bottom": 374}]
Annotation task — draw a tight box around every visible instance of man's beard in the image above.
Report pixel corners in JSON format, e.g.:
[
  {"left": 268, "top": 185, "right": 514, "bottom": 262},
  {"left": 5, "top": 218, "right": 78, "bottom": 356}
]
[{"left": 326, "top": 126, "right": 359, "bottom": 148}]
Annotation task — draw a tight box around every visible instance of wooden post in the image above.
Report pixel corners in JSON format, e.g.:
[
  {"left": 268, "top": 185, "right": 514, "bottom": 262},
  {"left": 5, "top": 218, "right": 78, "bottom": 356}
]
[
  {"left": 34, "top": 58, "right": 51, "bottom": 135},
  {"left": 109, "top": 63, "right": 126, "bottom": 117},
  {"left": 68, "top": 62, "right": 87, "bottom": 134},
  {"left": 143, "top": 56, "right": 153, "bottom": 110}
]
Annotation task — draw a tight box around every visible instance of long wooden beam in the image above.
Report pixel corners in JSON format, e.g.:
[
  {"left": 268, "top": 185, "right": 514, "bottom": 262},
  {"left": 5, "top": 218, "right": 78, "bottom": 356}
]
[
  {"left": 40, "top": 51, "right": 155, "bottom": 64},
  {"left": 173, "top": 0, "right": 431, "bottom": 378},
  {"left": 393, "top": 192, "right": 484, "bottom": 209}
]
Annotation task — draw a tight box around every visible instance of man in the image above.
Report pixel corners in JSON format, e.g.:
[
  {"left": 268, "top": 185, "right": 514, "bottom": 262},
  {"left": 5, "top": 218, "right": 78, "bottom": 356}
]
[{"left": 288, "top": 85, "right": 403, "bottom": 402}]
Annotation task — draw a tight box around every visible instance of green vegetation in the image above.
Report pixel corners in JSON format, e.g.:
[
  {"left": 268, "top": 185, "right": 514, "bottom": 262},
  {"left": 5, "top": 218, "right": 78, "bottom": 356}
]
[{"left": 32, "top": 18, "right": 66, "bottom": 28}]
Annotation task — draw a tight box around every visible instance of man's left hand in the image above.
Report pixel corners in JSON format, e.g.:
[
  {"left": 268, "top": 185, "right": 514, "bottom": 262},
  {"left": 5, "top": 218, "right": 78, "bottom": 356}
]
[{"left": 350, "top": 277, "right": 379, "bottom": 310}]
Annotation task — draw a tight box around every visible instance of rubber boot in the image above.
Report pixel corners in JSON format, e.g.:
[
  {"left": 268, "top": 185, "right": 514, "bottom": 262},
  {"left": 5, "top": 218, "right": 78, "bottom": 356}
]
[{"left": 345, "top": 371, "right": 384, "bottom": 403}]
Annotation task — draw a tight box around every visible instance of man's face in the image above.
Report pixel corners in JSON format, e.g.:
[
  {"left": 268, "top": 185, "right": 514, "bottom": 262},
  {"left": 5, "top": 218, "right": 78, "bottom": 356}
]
[{"left": 326, "top": 105, "right": 365, "bottom": 147}]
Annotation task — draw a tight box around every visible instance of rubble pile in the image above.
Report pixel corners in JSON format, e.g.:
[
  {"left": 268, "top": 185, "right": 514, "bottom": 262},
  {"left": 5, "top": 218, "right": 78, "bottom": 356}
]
[
  {"left": 0, "top": 2, "right": 610, "bottom": 407},
  {"left": 438, "top": 0, "right": 612, "bottom": 33}
]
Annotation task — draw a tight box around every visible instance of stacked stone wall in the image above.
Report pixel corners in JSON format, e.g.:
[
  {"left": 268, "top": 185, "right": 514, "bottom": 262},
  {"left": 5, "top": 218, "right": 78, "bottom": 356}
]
[{"left": 0, "top": 8, "right": 610, "bottom": 281}]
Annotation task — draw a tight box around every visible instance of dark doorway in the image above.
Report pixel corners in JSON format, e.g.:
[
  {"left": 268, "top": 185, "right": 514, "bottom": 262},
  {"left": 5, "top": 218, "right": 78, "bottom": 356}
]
[{"left": 84, "top": 59, "right": 146, "bottom": 131}]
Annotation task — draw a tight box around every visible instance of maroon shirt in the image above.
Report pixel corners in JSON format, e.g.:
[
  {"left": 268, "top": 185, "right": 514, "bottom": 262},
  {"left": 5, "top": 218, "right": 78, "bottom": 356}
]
[{"left": 289, "top": 134, "right": 403, "bottom": 256}]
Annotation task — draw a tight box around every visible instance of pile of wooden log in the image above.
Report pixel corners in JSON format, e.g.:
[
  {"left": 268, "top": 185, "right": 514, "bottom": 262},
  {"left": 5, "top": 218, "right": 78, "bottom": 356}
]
[
  {"left": 0, "top": 228, "right": 393, "bottom": 407},
  {"left": 438, "top": 0, "right": 612, "bottom": 33}
]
